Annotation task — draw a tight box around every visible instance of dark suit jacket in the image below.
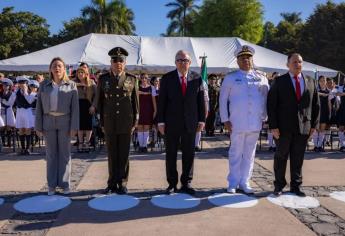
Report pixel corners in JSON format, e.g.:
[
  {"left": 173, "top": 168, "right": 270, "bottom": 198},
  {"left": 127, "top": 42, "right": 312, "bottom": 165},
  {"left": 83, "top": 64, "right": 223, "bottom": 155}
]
[
  {"left": 157, "top": 69, "right": 206, "bottom": 134},
  {"left": 267, "top": 72, "right": 320, "bottom": 135}
]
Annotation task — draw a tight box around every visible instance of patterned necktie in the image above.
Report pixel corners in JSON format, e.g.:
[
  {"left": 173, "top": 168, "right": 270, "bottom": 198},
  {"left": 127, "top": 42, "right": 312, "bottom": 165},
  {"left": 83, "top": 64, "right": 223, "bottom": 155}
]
[
  {"left": 181, "top": 76, "right": 186, "bottom": 96},
  {"left": 294, "top": 75, "right": 301, "bottom": 102}
]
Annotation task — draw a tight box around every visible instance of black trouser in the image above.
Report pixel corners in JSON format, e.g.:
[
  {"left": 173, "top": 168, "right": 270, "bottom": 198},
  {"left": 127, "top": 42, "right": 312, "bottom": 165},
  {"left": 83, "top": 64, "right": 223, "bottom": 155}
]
[
  {"left": 165, "top": 130, "right": 196, "bottom": 187},
  {"left": 105, "top": 132, "right": 131, "bottom": 188},
  {"left": 273, "top": 132, "right": 309, "bottom": 190},
  {"left": 205, "top": 109, "right": 216, "bottom": 135}
]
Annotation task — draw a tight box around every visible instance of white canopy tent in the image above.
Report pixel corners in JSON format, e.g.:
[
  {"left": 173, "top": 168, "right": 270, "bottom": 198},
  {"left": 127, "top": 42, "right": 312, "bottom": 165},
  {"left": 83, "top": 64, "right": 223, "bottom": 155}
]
[{"left": 0, "top": 33, "right": 338, "bottom": 77}]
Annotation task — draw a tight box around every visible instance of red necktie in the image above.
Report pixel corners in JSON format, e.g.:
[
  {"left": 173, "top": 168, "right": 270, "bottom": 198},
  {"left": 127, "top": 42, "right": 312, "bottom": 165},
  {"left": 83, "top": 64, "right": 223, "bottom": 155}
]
[
  {"left": 294, "top": 75, "right": 301, "bottom": 102},
  {"left": 181, "top": 76, "right": 186, "bottom": 96}
]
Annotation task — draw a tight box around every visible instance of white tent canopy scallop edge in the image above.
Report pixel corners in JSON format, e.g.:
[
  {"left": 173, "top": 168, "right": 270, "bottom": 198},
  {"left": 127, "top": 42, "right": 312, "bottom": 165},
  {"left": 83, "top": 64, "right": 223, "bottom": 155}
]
[{"left": 0, "top": 33, "right": 338, "bottom": 77}]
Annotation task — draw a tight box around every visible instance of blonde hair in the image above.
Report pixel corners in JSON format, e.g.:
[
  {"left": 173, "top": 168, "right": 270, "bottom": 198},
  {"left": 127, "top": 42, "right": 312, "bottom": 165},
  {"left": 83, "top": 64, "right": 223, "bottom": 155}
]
[
  {"left": 77, "top": 67, "right": 92, "bottom": 87},
  {"left": 49, "top": 57, "right": 69, "bottom": 82}
]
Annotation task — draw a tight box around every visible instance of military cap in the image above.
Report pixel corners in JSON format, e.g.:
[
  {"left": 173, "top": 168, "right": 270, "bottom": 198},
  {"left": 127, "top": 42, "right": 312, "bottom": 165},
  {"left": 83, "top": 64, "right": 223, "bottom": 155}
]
[
  {"left": 235, "top": 45, "right": 255, "bottom": 58},
  {"left": 28, "top": 80, "right": 40, "bottom": 88},
  {"left": 108, "top": 47, "right": 128, "bottom": 59},
  {"left": 1, "top": 78, "right": 14, "bottom": 86},
  {"left": 16, "top": 76, "right": 30, "bottom": 84}
]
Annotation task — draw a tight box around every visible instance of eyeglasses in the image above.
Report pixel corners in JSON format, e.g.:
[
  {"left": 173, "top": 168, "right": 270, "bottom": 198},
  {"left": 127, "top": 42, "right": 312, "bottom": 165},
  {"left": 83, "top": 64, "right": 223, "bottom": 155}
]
[
  {"left": 112, "top": 58, "right": 125, "bottom": 63},
  {"left": 176, "top": 59, "right": 190, "bottom": 63}
]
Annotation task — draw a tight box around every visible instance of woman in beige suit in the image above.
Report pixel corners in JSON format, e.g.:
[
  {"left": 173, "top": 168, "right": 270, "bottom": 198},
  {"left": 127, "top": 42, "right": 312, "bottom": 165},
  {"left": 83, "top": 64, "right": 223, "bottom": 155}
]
[{"left": 35, "top": 57, "right": 79, "bottom": 196}]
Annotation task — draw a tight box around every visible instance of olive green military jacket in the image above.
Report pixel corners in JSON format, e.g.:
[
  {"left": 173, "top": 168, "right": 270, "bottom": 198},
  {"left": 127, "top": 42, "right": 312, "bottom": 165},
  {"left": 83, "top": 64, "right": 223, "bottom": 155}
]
[
  {"left": 208, "top": 84, "right": 220, "bottom": 111},
  {"left": 94, "top": 71, "right": 139, "bottom": 134}
]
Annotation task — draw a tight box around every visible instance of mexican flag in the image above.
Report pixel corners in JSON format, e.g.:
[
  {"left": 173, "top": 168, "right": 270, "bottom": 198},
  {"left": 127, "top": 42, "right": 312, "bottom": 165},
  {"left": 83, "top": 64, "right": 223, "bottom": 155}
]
[{"left": 200, "top": 56, "right": 208, "bottom": 91}]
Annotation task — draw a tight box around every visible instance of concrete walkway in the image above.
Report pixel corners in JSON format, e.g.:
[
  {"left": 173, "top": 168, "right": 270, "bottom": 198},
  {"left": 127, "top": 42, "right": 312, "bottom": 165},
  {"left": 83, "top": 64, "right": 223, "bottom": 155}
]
[{"left": 0, "top": 135, "right": 345, "bottom": 235}]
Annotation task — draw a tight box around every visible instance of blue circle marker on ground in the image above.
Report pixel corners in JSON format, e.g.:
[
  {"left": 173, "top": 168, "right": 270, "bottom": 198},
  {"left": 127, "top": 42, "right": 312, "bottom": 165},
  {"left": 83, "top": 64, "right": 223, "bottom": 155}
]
[
  {"left": 151, "top": 193, "right": 200, "bottom": 209},
  {"left": 330, "top": 191, "right": 345, "bottom": 203},
  {"left": 267, "top": 193, "right": 320, "bottom": 209},
  {"left": 88, "top": 194, "right": 140, "bottom": 211},
  {"left": 14, "top": 195, "right": 71, "bottom": 213},
  {"left": 208, "top": 193, "right": 258, "bottom": 208}
]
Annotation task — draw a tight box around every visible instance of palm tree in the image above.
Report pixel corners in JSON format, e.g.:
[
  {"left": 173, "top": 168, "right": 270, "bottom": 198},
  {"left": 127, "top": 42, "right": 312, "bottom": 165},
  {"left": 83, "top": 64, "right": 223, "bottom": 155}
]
[
  {"left": 165, "top": 0, "right": 199, "bottom": 36},
  {"left": 107, "top": 2, "right": 136, "bottom": 34},
  {"left": 81, "top": 0, "right": 135, "bottom": 35}
]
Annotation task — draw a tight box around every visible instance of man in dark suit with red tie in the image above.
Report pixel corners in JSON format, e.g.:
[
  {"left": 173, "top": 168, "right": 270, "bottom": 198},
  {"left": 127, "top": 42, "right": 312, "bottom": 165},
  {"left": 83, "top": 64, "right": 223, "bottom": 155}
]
[
  {"left": 267, "top": 53, "right": 320, "bottom": 197},
  {"left": 158, "top": 50, "right": 205, "bottom": 195}
]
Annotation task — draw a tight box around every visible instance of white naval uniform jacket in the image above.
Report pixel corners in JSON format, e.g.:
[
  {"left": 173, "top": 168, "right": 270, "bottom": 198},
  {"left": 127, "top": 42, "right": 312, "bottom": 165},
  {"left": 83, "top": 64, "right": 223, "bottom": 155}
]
[{"left": 220, "top": 69, "right": 269, "bottom": 133}]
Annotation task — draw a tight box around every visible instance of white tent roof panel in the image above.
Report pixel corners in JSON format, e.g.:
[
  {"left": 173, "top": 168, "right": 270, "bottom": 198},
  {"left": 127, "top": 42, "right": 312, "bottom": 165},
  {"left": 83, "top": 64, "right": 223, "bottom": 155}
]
[{"left": 0, "top": 33, "right": 338, "bottom": 77}]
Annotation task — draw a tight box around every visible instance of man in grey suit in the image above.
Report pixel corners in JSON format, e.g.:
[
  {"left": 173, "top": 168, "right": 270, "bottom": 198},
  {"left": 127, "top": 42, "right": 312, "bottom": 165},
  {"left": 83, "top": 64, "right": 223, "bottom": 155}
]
[{"left": 267, "top": 53, "right": 320, "bottom": 197}]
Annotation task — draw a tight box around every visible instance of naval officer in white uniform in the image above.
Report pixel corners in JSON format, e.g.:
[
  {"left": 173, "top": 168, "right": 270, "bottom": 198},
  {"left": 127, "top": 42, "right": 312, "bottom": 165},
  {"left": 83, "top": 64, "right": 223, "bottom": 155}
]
[{"left": 219, "top": 45, "right": 269, "bottom": 194}]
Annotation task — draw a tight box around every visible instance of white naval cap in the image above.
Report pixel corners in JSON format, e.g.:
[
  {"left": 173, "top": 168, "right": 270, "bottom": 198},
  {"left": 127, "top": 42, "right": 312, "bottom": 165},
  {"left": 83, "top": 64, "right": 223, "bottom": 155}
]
[
  {"left": 16, "top": 75, "right": 30, "bottom": 83},
  {"left": 28, "top": 80, "right": 40, "bottom": 88},
  {"left": 1, "top": 78, "right": 14, "bottom": 86},
  {"left": 235, "top": 45, "right": 255, "bottom": 58}
]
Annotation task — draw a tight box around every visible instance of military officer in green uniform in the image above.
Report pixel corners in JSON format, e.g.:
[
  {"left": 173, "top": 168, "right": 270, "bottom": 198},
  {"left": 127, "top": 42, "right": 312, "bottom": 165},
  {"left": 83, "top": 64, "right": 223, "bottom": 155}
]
[
  {"left": 205, "top": 74, "right": 220, "bottom": 136},
  {"left": 91, "top": 47, "right": 139, "bottom": 194}
]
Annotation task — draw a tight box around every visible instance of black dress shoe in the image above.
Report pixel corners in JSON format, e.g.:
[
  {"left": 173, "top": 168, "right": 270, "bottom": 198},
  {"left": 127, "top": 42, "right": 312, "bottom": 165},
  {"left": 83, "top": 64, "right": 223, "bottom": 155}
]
[
  {"left": 102, "top": 186, "right": 112, "bottom": 194},
  {"left": 180, "top": 185, "right": 196, "bottom": 195},
  {"left": 165, "top": 185, "right": 177, "bottom": 194},
  {"left": 273, "top": 188, "right": 283, "bottom": 196},
  {"left": 117, "top": 186, "right": 128, "bottom": 195},
  {"left": 290, "top": 188, "right": 306, "bottom": 197},
  {"left": 195, "top": 146, "right": 201, "bottom": 152}
]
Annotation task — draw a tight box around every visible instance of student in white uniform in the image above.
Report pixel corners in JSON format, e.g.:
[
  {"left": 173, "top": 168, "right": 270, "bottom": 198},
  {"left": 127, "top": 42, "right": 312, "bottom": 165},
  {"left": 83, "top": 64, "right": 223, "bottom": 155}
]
[
  {"left": 15, "top": 76, "right": 36, "bottom": 155},
  {"left": 336, "top": 83, "right": 345, "bottom": 151},
  {"left": 28, "top": 80, "right": 39, "bottom": 126},
  {"left": 219, "top": 45, "right": 269, "bottom": 194},
  {"left": 28, "top": 80, "right": 39, "bottom": 147},
  {"left": 0, "top": 78, "right": 16, "bottom": 147}
]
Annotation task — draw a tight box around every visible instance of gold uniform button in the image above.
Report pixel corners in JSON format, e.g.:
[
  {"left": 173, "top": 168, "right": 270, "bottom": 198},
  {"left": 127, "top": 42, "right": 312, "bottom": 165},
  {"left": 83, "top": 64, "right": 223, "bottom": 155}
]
[
  {"left": 116, "top": 111, "right": 120, "bottom": 114},
  {"left": 116, "top": 86, "right": 119, "bottom": 89},
  {"left": 116, "top": 94, "right": 120, "bottom": 97},
  {"left": 116, "top": 103, "right": 120, "bottom": 106}
]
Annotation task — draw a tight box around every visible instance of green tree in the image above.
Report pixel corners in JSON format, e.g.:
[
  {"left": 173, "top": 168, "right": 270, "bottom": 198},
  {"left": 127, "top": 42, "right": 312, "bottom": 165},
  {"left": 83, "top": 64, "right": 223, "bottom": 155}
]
[
  {"left": 81, "top": 0, "right": 135, "bottom": 34},
  {"left": 50, "top": 17, "right": 90, "bottom": 45},
  {"left": 299, "top": 1, "right": 345, "bottom": 72},
  {"left": 259, "top": 21, "right": 277, "bottom": 48},
  {"left": 274, "top": 12, "right": 303, "bottom": 54},
  {"left": 192, "top": 0, "right": 264, "bottom": 43},
  {"left": 0, "top": 7, "right": 50, "bottom": 59},
  {"left": 165, "top": 0, "right": 199, "bottom": 36},
  {"left": 260, "top": 12, "right": 304, "bottom": 54}
]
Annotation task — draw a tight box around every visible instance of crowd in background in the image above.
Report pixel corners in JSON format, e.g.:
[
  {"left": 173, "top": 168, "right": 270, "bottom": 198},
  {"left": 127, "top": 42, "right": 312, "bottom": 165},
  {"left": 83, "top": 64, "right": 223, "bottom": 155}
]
[{"left": 1, "top": 66, "right": 345, "bottom": 154}]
